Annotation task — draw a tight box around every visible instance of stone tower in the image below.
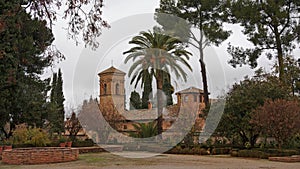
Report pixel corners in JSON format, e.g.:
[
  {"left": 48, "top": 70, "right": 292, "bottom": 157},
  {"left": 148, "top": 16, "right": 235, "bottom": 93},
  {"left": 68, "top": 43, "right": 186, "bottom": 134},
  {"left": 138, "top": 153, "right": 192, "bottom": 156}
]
[{"left": 98, "top": 66, "right": 126, "bottom": 112}]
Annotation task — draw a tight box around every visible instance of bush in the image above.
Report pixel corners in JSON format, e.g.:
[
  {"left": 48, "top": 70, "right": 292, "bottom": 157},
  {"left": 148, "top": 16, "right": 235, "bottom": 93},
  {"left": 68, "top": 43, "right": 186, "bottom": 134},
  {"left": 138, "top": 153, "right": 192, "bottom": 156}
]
[
  {"left": 236, "top": 150, "right": 269, "bottom": 159},
  {"left": 11, "top": 126, "right": 50, "bottom": 147},
  {"left": 165, "top": 146, "right": 209, "bottom": 155},
  {"left": 233, "top": 149, "right": 300, "bottom": 159},
  {"left": 212, "top": 147, "right": 231, "bottom": 155},
  {"left": 72, "top": 139, "right": 95, "bottom": 147},
  {"left": 261, "top": 149, "right": 299, "bottom": 157}
]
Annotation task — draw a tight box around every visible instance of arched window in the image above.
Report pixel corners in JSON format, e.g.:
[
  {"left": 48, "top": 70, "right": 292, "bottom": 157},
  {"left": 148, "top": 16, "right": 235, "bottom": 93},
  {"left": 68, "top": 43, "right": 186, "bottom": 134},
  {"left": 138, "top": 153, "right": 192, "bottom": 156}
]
[
  {"left": 116, "top": 83, "right": 120, "bottom": 95},
  {"left": 104, "top": 84, "right": 107, "bottom": 95}
]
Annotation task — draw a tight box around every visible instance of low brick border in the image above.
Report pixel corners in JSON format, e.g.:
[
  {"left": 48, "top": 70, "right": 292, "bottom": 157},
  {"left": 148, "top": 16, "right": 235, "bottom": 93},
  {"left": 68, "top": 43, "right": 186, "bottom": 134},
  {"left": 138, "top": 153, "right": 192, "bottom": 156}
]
[
  {"left": 1, "top": 147, "right": 79, "bottom": 165},
  {"left": 269, "top": 155, "right": 300, "bottom": 163}
]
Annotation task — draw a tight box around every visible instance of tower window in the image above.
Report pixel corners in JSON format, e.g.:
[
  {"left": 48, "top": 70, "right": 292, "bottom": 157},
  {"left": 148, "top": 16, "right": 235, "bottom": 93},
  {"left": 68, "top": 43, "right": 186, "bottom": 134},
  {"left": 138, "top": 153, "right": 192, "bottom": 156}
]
[
  {"left": 116, "top": 83, "right": 120, "bottom": 95},
  {"left": 184, "top": 95, "right": 188, "bottom": 102},
  {"left": 104, "top": 84, "right": 107, "bottom": 95}
]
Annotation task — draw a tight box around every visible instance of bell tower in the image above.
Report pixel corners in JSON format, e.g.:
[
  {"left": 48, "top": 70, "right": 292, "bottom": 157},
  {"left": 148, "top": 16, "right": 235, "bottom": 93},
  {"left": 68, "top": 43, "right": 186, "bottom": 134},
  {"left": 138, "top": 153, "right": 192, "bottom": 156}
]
[{"left": 98, "top": 66, "right": 126, "bottom": 112}]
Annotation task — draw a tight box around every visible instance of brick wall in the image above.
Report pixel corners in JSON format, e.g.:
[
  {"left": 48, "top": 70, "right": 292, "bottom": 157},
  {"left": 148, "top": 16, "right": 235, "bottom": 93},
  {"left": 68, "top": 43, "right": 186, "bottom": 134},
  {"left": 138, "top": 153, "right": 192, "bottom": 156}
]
[{"left": 1, "top": 147, "right": 79, "bottom": 165}]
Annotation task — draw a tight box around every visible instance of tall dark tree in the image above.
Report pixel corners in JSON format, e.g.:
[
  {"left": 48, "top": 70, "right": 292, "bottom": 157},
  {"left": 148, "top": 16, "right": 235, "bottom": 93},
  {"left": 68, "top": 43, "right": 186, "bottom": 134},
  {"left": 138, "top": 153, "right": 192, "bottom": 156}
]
[
  {"left": 226, "top": 0, "right": 300, "bottom": 81},
  {"left": 56, "top": 69, "right": 65, "bottom": 130},
  {"left": 162, "top": 72, "right": 174, "bottom": 106},
  {"left": 48, "top": 69, "right": 65, "bottom": 134},
  {"left": 130, "top": 91, "right": 142, "bottom": 110},
  {"left": 156, "top": 0, "right": 231, "bottom": 107},
  {"left": 141, "top": 70, "right": 153, "bottom": 109},
  {"left": 0, "top": 2, "right": 55, "bottom": 138},
  {"left": 0, "top": 0, "right": 107, "bottom": 139}
]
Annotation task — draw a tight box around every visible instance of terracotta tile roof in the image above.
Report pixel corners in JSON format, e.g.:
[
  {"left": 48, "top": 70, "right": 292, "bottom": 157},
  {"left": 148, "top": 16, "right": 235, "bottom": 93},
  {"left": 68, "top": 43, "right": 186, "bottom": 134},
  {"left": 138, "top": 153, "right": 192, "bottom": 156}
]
[
  {"left": 175, "top": 87, "right": 204, "bottom": 94},
  {"left": 98, "top": 66, "right": 126, "bottom": 75},
  {"left": 122, "top": 106, "right": 179, "bottom": 121}
]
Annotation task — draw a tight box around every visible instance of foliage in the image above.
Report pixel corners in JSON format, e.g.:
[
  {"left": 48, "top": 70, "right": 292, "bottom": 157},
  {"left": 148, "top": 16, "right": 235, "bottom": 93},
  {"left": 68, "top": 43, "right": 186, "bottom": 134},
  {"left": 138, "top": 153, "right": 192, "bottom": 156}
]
[
  {"left": 48, "top": 69, "right": 65, "bottom": 135},
  {"left": 233, "top": 149, "right": 300, "bottom": 159},
  {"left": 1, "top": 0, "right": 108, "bottom": 49},
  {"left": 285, "top": 134, "right": 300, "bottom": 149},
  {"left": 162, "top": 72, "right": 174, "bottom": 106},
  {"left": 226, "top": 0, "right": 300, "bottom": 80},
  {"left": 130, "top": 122, "right": 157, "bottom": 138},
  {"left": 65, "top": 112, "right": 83, "bottom": 141},
  {"left": 141, "top": 70, "right": 153, "bottom": 109},
  {"left": 166, "top": 146, "right": 209, "bottom": 155},
  {"left": 11, "top": 125, "right": 50, "bottom": 147},
  {"left": 251, "top": 99, "right": 300, "bottom": 148},
  {"left": 72, "top": 138, "right": 95, "bottom": 147},
  {"left": 124, "top": 30, "right": 192, "bottom": 137},
  {"left": 0, "top": 1, "right": 55, "bottom": 138},
  {"left": 278, "top": 56, "right": 300, "bottom": 96},
  {"left": 156, "top": 0, "right": 231, "bottom": 106},
  {"left": 129, "top": 91, "right": 142, "bottom": 110},
  {"left": 216, "top": 71, "right": 290, "bottom": 147}
]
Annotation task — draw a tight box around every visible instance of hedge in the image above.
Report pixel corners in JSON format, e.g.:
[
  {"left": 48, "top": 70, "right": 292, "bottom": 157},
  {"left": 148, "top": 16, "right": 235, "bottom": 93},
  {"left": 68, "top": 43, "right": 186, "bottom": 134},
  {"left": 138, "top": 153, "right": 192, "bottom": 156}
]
[{"left": 232, "top": 149, "right": 300, "bottom": 159}]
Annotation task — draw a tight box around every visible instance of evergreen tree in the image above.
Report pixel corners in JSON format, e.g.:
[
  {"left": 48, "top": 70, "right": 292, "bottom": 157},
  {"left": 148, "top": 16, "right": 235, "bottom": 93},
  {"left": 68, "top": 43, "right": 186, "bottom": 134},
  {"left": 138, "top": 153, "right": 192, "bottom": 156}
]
[
  {"left": 141, "top": 70, "right": 153, "bottom": 109},
  {"left": 48, "top": 69, "right": 65, "bottom": 134},
  {"left": 56, "top": 69, "right": 65, "bottom": 131},
  {"left": 162, "top": 72, "right": 174, "bottom": 106},
  {"left": 0, "top": 2, "right": 55, "bottom": 138},
  {"left": 130, "top": 91, "right": 142, "bottom": 110},
  {"left": 226, "top": 0, "right": 300, "bottom": 81},
  {"left": 156, "top": 0, "right": 231, "bottom": 107}
]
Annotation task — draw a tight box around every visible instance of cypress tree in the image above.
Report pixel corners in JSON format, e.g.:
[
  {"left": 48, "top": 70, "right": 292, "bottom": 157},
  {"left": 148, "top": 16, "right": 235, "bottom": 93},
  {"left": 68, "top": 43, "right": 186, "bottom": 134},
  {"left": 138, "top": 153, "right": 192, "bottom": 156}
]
[
  {"left": 48, "top": 69, "right": 65, "bottom": 134},
  {"left": 56, "top": 69, "right": 65, "bottom": 132},
  {"left": 130, "top": 91, "right": 142, "bottom": 110},
  {"left": 141, "top": 70, "right": 153, "bottom": 109}
]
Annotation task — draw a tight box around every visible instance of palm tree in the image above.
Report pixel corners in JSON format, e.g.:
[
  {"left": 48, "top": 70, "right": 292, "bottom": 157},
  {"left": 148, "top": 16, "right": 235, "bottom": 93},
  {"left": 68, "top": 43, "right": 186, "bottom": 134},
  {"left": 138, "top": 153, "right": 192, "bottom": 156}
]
[
  {"left": 123, "top": 30, "right": 192, "bottom": 138},
  {"left": 130, "top": 122, "right": 158, "bottom": 138}
]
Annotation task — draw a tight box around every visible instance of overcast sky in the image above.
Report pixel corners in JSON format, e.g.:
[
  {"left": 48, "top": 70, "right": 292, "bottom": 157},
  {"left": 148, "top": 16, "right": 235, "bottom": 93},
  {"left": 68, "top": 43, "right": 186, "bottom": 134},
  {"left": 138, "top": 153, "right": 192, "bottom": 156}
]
[{"left": 49, "top": 0, "right": 295, "bottom": 113}]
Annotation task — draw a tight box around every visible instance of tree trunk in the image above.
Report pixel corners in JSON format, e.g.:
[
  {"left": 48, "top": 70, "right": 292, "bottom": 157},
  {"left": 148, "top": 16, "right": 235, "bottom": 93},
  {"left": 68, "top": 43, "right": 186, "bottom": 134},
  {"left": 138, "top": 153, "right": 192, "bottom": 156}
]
[
  {"left": 198, "top": 30, "right": 209, "bottom": 108},
  {"left": 200, "top": 59, "right": 209, "bottom": 107},
  {"left": 156, "top": 70, "right": 164, "bottom": 140},
  {"left": 250, "top": 134, "right": 259, "bottom": 147},
  {"left": 274, "top": 26, "right": 284, "bottom": 81}
]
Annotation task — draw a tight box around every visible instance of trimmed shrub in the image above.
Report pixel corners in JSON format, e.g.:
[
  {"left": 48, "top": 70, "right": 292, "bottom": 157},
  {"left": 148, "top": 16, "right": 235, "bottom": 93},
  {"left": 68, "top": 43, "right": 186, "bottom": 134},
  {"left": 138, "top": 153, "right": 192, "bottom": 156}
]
[
  {"left": 165, "top": 146, "right": 209, "bottom": 155},
  {"left": 212, "top": 147, "right": 231, "bottom": 155},
  {"left": 72, "top": 139, "right": 94, "bottom": 147},
  {"left": 233, "top": 149, "right": 300, "bottom": 159}
]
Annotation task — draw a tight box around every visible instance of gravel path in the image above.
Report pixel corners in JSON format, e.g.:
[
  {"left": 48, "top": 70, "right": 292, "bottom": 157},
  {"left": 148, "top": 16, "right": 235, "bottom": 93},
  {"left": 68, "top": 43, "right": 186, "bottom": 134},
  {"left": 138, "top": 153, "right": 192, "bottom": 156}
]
[{"left": 0, "top": 152, "right": 299, "bottom": 169}]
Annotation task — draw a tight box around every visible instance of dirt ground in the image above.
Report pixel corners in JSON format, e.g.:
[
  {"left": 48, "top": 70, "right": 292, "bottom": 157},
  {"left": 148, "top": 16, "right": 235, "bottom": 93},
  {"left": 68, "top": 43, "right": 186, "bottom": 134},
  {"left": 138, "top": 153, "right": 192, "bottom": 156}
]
[{"left": 0, "top": 152, "right": 299, "bottom": 169}]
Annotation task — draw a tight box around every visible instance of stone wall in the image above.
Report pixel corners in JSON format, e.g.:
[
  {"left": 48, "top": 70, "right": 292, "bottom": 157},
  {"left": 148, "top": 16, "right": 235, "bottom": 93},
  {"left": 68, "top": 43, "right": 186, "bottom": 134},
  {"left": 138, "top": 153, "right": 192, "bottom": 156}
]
[{"left": 1, "top": 147, "right": 79, "bottom": 165}]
